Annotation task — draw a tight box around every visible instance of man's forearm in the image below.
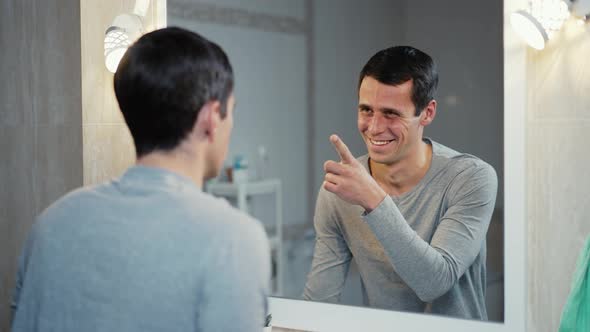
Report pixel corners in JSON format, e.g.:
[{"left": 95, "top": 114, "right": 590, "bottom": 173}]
[{"left": 362, "top": 196, "right": 488, "bottom": 302}]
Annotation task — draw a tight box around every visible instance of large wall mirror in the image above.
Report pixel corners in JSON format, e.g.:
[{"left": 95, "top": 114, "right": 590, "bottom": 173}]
[{"left": 168, "top": 0, "right": 526, "bottom": 330}]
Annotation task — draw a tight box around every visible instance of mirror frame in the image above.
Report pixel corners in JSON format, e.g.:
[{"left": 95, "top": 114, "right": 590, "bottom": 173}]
[{"left": 268, "top": 0, "right": 527, "bottom": 330}]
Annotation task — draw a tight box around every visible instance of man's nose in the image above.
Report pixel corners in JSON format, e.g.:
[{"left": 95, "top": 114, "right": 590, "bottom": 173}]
[{"left": 368, "top": 114, "right": 386, "bottom": 134}]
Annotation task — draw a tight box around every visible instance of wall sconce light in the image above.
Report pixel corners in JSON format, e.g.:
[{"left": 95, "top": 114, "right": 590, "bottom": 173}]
[
  {"left": 510, "top": 0, "right": 590, "bottom": 50},
  {"left": 104, "top": 0, "right": 151, "bottom": 73}
]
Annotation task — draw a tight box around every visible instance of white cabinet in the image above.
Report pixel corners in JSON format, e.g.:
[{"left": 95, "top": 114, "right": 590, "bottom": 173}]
[{"left": 206, "top": 179, "right": 283, "bottom": 295}]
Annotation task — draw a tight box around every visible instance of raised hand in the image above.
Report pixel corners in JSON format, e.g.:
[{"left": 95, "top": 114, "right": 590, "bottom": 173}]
[{"left": 323, "top": 135, "right": 387, "bottom": 212}]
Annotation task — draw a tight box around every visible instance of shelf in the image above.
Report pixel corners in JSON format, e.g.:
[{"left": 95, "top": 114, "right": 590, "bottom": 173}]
[{"left": 206, "top": 179, "right": 281, "bottom": 196}]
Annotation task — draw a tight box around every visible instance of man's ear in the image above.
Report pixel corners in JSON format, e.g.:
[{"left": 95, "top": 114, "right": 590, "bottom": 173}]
[
  {"left": 419, "top": 99, "right": 437, "bottom": 126},
  {"left": 195, "top": 100, "right": 222, "bottom": 142}
]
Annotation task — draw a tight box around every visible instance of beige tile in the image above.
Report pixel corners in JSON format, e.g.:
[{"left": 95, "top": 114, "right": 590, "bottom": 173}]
[
  {"left": 525, "top": 17, "right": 590, "bottom": 331},
  {"left": 527, "top": 23, "right": 590, "bottom": 122},
  {"left": 83, "top": 124, "right": 135, "bottom": 186}
]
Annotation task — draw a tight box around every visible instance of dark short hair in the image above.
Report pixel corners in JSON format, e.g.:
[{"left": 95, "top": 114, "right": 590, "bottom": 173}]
[
  {"left": 114, "top": 27, "right": 234, "bottom": 157},
  {"left": 358, "top": 46, "right": 438, "bottom": 116}
]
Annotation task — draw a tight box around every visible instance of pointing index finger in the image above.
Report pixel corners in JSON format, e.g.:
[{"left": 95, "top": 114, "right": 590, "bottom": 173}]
[{"left": 330, "top": 134, "right": 354, "bottom": 164}]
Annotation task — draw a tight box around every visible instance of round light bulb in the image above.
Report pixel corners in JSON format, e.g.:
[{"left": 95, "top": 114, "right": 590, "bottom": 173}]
[
  {"left": 104, "top": 28, "right": 132, "bottom": 73},
  {"left": 510, "top": 10, "right": 548, "bottom": 50},
  {"left": 105, "top": 47, "right": 128, "bottom": 73}
]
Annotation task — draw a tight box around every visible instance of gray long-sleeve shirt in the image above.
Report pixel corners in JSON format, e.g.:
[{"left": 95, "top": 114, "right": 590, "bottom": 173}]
[
  {"left": 11, "top": 166, "right": 270, "bottom": 332},
  {"left": 303, "top": 139, "right": 497, "bottom": 320}
]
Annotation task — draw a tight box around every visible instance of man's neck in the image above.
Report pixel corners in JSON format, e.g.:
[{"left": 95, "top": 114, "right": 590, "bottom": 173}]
[
  {"left": 136, "top": 148, "right": 205, "bottom": 188},
  {"left": 370, "top": 140, "right": 433, "bottom": 196}
]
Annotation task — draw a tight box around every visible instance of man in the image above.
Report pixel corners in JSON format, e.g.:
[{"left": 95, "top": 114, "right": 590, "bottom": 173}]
[
  {"left": 303, "top": 46, "right": 497, "bottom": 320},
  {"left": 11, "top": 27, "right": 270, "bottom": 331}
]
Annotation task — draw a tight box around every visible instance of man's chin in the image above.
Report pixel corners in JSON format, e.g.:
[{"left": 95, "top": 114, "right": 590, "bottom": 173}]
[{"left": 368, "top": 152, "right": 397, "bottom": 165}]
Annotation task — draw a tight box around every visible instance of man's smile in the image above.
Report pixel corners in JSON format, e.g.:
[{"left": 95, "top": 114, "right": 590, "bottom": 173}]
[{"left": 369, "top": 138, "right": 396, "bottom": 146}]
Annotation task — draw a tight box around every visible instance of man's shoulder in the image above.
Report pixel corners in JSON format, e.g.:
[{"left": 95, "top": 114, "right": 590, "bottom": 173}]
[
  {"left": 36, "top": 180, "right": 264, "bottom": 235},
  {"left": 429, "top": 141, "right": 498, "bottom": 199},
  {"left": 36, "top": 183, "right": 112, "bottom": 222},
  {"left": 179, "top": 191, "right": 269, "bottom": 247},
  {"left": 431, "top": 140, "right": 495, "bottom": 176},
  {"left": 199, "top": 198, "right": 270, "bottom": 265}
]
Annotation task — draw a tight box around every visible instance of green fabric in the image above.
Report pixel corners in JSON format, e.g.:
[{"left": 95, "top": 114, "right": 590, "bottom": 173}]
[{"left": 559, "top": 235, "right": 590, "bottom": 332}]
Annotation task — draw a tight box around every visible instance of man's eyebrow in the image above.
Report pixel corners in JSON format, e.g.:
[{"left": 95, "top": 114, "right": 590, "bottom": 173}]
[{"left": 358, "top": 104, "right": 403, "bottom": 116}]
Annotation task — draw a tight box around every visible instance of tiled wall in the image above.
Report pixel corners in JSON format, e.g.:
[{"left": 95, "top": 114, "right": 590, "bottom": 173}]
[
  {"left": 525, "top": 18, "right": 590, "bottom": 332},
  {"left": 0, "top": 1, "right": 83, "bottom": 331},
  {"left": 80, "top": 1, "right": 165, "bottom": 186},
  {"left": 0, "top": 1, "right": 164, "bottom": 331}
]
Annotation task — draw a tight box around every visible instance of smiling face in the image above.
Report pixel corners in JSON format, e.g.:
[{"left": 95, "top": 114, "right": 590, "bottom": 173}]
[{"left": 357, "top": 76, "right": 431, "bottom": 166}]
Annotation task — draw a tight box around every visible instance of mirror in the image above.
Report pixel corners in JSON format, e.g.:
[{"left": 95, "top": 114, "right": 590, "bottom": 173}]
[{"left": 168, "top": 0, "right": 505, "bottom": 325}]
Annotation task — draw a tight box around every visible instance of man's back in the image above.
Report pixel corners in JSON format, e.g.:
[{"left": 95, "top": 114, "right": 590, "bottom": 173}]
[{"left": 11, "top": 166, "right": 270, "bottom": 332}]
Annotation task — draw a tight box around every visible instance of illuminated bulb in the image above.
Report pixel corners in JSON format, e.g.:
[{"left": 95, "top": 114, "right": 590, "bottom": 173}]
[
  {"left": 511, "top": 0, "right": 571, "bottom": 50},
  {"left": 104, "top": 28, "right": 132, "bottom": 73},
  {"left": 103, "top": 13, "right": 143, "bottom": 73},
  {"left": 511, "top": 10, "right": 548, "bottom": 50}
]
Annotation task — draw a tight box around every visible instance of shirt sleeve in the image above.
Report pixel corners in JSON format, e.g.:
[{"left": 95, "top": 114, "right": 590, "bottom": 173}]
[
  {"left": 197, "top": 220, "right": 271, "bottom": 332},
  {"left": 303, "top": 187, "right": 352, "bottom": 303},
  {"left": 363, "top": 162, "right": 498, "bottom": 302}
]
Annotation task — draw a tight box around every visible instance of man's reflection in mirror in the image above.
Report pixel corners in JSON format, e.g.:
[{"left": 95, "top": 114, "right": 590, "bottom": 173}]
[{"left": 304, "top": 46, "right": 497, "bottom": 320}]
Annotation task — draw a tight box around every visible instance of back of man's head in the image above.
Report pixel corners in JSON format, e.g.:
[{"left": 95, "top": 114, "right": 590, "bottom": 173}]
[
  {"left": 359, "top": 46, "right": 438, "bottom": 115},
  {"left": 114, "top": 27, "right": 234, "bottom": 157}
]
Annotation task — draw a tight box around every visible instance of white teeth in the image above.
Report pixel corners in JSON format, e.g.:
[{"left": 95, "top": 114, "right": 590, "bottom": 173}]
[{"left": 370, "top": 139, "right": 394, "bottom": 146}]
